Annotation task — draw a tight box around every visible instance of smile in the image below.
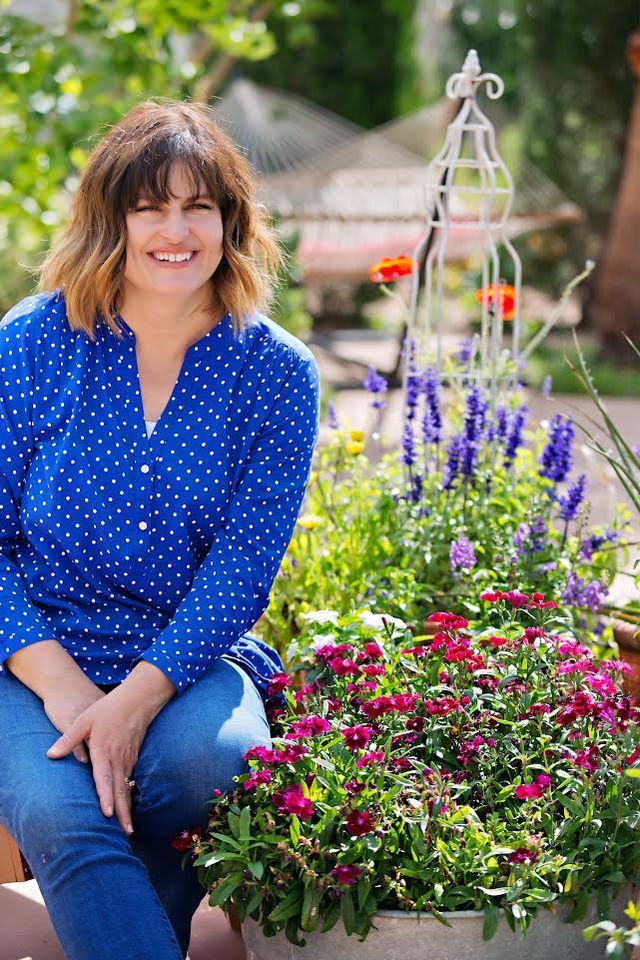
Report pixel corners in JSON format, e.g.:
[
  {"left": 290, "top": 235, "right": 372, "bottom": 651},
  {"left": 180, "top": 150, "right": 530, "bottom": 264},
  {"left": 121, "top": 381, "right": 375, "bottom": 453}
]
[{"left": 148, "top": 251, "right": 197, "bottom": 263}]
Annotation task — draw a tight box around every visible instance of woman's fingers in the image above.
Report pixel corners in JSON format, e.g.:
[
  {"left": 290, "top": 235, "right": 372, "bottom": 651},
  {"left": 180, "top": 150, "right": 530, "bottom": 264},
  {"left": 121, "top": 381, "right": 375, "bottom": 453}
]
[
  {"left": 90, "top": 750, "right": 115, "bottom": 819},
  {"left": 73, "top": 742, "right": 90, "bottom": 763},
  {"left": 47, "top": 720, "right": 89, "bottom": 759},
  {"left": 112, "top": 768, "right": 135, "bottom": 836}
]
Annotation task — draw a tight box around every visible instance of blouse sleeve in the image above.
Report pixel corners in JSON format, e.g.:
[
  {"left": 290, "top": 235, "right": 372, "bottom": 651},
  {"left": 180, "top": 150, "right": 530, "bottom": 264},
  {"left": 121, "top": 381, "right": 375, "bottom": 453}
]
[
  {"left": 139, "top": 349, "right": 320, "bottom": 692},
  {"left": 0, "top": 303, "right": 58, "bottom": 669}
]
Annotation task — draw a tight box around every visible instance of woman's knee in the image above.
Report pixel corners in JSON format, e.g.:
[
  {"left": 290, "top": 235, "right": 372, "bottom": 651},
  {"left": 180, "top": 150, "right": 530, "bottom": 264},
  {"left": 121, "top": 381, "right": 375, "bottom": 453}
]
[{"left": 133, "top": 667, "right": 271, "bottom": 830}]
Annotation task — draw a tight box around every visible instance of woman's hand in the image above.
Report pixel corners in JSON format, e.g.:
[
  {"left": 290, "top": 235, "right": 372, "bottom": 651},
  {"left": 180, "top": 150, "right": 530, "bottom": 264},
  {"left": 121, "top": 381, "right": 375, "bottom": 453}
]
[
  {"left": 46, "top": 662, "right": 176, "bottom": 836},
  {"left": 43, "top": 680, "right": 107, "bottom": 764},
  {"left": 46, "top": 686, "right": 156, "bottom": 836}
]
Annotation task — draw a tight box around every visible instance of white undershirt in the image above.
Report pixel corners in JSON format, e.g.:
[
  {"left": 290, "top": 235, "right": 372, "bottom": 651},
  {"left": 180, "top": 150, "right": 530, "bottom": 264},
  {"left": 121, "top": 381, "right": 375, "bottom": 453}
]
[{"left": 145, "top": 419, "right": 157, "bottom": 438}]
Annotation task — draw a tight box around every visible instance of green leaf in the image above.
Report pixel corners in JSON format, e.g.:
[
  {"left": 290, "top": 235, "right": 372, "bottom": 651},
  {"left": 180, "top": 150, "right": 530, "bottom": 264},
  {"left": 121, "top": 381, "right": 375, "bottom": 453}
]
[
  {"left": 321, "top": 902, "right": 341, "bottom": 932},
  {"left": 597, "top": 888, "right": 611, "bottom": 921},
  {"left": 248, "top": 860, "right": 264, "bottom": 880},
  {"left": 208, "top": 872, "right": 243, "bottom": 907},
  {"left": 239, "top": 805, "right": 251, "bottom": 842},
  {"left": 301, "top": 883, "right": 322, "bottom": 932},
  {"left": 483, "top": 904, "right": 500, "bottom": 941},
  {"left": 268, "top": 886, "right": 304, "bottom": 924},
  {"left": 341, "top": 891, "right": 356, "bottom": 936},
  {"left": 289, "top": 814, "right": 301, "bottom": 846}
]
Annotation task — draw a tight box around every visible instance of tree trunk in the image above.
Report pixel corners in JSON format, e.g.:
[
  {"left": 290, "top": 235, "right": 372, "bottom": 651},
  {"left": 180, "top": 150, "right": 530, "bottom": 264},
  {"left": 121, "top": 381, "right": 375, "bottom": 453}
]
[{"left": 588, "top": 77, "right": 640, "bottom": 361}]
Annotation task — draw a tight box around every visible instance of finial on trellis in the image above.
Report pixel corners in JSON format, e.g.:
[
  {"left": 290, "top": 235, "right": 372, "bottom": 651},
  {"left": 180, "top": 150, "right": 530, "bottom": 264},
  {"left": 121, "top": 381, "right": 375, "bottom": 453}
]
[{"left": 406, "top": 49, "right": 522, "bottom": 406}]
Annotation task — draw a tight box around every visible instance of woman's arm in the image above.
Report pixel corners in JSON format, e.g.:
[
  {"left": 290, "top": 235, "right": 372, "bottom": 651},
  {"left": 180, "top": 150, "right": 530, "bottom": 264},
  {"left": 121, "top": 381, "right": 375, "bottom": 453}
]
[{"left": 138, "top": 346, "right": 320, "bottom": 692}]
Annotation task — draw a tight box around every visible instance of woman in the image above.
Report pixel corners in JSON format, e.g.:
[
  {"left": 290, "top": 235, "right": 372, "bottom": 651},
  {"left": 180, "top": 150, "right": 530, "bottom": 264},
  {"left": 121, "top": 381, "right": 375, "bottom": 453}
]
[{"left": 0, "top": 100, "right": 319, "bottom": 959}]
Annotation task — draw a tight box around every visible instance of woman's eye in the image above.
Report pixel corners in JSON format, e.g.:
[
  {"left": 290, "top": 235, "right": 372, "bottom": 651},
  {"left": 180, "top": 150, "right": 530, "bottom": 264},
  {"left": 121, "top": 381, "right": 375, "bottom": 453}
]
[
  {"left": 135, "top": 205, "right": 157, "bottom": 212},
  {"left": 191, "top": 203, "right": 212, "bottom": 210}
]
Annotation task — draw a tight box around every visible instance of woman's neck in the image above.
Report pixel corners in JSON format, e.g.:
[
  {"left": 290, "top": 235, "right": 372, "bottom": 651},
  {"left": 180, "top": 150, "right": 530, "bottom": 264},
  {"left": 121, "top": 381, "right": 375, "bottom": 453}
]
[{"left": 119, "top": 288, "right": 220, "bottom": 354}]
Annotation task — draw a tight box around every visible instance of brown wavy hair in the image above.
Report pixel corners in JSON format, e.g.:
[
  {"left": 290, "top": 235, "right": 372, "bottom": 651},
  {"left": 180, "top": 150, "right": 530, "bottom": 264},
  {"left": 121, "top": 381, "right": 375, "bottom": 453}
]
[{"left": 39, "top": 99, "right": 283, "bottom": 339}]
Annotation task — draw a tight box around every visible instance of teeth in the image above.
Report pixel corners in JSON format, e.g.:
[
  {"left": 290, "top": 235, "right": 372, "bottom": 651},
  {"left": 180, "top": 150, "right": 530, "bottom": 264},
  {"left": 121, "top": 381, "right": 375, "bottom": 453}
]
[{"left": 152, "top": 251, "right": 194, "bottom": 262}]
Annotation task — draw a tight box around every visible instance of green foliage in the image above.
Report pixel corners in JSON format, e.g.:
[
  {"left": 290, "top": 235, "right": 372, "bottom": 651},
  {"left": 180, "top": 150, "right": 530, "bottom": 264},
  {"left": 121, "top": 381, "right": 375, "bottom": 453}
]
[
  {"left": 243, "top": 0, "right": 423, "bottom": 128},
  {"left": 0, "top": 1, "right": 322, "bottom": 311},
  {"left": 256, "top": 373, "right": 630, "bottom": 665},
  {"left": 568, "top": 332, "right": 640, "bottom": 517},
  {"left": 193, "top": 600, "right": 640, "bottom": 943}
]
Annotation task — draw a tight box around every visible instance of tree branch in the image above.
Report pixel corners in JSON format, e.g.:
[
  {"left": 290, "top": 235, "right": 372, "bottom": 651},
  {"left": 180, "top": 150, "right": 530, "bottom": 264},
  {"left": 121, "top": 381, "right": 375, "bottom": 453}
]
[{"left": 192, "top": 1, "right": 274, "bottom": 103}]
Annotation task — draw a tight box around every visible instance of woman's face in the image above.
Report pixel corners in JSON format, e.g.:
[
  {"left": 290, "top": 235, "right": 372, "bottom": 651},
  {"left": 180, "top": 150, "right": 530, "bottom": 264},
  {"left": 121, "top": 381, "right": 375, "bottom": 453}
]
[{"left": 123, "top": 163, "right": 224, "bottom": 306}]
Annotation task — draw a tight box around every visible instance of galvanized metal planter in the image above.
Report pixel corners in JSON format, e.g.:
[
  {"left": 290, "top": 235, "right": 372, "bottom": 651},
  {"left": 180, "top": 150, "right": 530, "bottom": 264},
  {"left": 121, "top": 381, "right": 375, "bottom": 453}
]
[{"left": 243, "top": 889, "right": 634, "bottom": 960}]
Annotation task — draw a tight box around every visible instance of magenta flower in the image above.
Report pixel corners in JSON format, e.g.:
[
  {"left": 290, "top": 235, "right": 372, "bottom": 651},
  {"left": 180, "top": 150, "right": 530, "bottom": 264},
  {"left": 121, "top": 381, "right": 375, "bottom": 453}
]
[
  {"left": 330, "top": 864, "right": 362, "bottom": 885},
  {"left": 287, "top": 715, "right": 331, "bottom": 738},
  {"left": 572, "top": 747, "right": 600, "bottom": 772},
  {"left": 342, "top": 725, "right": 374, "bottom": 750},
  {"left": 356, "top": 750, "right": 386, "bottom": 769},
  {"left": 275, "top": 785, "right": 314, "bottom": 821},
  {"left": 345, "top": 809, "right": 375, "bottom": 837},
  {"left": 515, "top": 784, "right": 544, "bottom": 800},
  {"left": 243, "top": 769, "right": 273, "bottom": 791},
  {"left": 428, "top": 612, "right": 469, "bottom": 631},
  {"left": 364, "top": 642, "right": 384, "bottom": 660},
  {"left": 243, "top": 745, "right": 280, "bottom": 763},
  {"left": 515, "top": 774, "right": 551, "bottom": 800},
  {"left": 506, "top": 847, "right": 539, "bottom": 865},
  {"left": 267, "top": 672, "right": 292, "bottom": 695}
]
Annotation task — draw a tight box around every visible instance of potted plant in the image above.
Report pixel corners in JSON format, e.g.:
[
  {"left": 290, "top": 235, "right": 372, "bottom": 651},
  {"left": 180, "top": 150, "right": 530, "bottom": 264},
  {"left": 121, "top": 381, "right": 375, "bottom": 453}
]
[
  {"left": 187, "top": 591, "right": 639, "bottom": 959},
  {"left": 258, "top": 344, "right": 631, "bottom": 674},
  {"left": 568, "top": 331, "right": 640, "bottom": 696}
]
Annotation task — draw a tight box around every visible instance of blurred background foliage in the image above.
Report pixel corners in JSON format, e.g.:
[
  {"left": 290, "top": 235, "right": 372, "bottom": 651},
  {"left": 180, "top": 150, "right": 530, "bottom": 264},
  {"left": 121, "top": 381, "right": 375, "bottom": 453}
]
[{"left": 1, "top": 0, "right": 639, "bottom": 359}]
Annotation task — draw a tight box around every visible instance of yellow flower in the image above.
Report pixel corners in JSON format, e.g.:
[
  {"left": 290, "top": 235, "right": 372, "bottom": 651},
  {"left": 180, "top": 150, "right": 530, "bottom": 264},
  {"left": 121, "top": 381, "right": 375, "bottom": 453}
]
[
  {"left": 308, "top": 471, "right": 318, "bottom": 486},
  {"left": 346, "top": 440, "right": 365, "bottom": 456},
  {"left": 349, "top": 429, "right": 365, "bottom": 442},
  {"left": 297, "top": 513, "right": 322, "bottom": 530}
]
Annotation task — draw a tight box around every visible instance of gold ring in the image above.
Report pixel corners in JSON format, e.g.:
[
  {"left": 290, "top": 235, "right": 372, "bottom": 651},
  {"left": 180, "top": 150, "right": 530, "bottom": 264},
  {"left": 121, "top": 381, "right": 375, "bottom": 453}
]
[{"left": 124, "top": 777, "right": 136, "bottom": 789}]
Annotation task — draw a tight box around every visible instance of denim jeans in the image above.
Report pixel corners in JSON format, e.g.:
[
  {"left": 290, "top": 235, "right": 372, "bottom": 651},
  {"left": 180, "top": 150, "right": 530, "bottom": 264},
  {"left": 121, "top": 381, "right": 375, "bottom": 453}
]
[{"left": 0, "top": 657, "right": 270, "bottom": 960}]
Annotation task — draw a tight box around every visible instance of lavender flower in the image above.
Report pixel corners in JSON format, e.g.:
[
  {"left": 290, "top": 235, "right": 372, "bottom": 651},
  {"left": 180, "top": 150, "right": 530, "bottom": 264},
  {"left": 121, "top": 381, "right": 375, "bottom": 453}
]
[
  {"left": 504, "top": 404, "right": 528, "bottom": 467},
  {"left": 580, "top": 529, "right": 619, "bottom": 561},
  {"left": 562, "top": 572, "right": 609, "bottom": 612},
  {"left": 513, "top": 522, "right": 530, "bottom": 556},
  {"left": 443, "top": 435, "right": 462, "bottom": 489},
  {"left": 421, "top": 367, "right": 442, "bottom": 445},
  {"left": 411, "top": 473, "right": 424, "bottom": 503},
  {"left": 558, "top": 474, "right": 587, "bottom": 522},
  {"left": 541, "top": 375, "right": 552, "bottom": 398},
  {"left": 580, "top": 580, "right": 609, "bottom": 612},
  {"left": 513, "top": 515, "right": 546, "bottom": 556},
  {"left": 450, "top": 536, "right": 477, "bottom": 572},
  {"left": 401, "top": 421, "right": 416, "bottom": 467},
  {"left": 459, "top": 385, "right": 487, "bottom": 478},
  {"left": 454, "top": 338, "right": 473, "bottom": 365},
  {"left": 403, "top": 339, "right": 421, "bottom": 422},
  {"left": 495, "top": 405, "right": 509, "bottom": 444},
  {"left": 363, "top": 365, "right": 388, "bottom": 410},
  {"left": 327, "top": 402, "right": 340, "bottom": 430},
  {"left": 540, "top": 415, "right": 574, "bottom": 483}
]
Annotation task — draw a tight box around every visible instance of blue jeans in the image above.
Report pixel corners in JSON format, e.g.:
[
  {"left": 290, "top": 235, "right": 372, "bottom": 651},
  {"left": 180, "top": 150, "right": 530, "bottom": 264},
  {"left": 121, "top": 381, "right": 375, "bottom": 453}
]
[{"left": 0, "top": 658, "right": 270, "bottom": 960}]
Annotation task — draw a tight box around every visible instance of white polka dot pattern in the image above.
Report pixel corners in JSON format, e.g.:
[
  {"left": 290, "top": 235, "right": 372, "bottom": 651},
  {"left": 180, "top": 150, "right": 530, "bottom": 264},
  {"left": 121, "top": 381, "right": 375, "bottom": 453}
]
[{"left": 0, "top": 292, "right": 320, "bottom": 694}]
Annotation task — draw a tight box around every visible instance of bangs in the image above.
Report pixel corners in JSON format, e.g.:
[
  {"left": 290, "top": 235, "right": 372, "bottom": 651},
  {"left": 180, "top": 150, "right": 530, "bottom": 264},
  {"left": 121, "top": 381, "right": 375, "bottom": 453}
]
[{"left": 118, "top": 131, "right": 226, "bottom": 210}]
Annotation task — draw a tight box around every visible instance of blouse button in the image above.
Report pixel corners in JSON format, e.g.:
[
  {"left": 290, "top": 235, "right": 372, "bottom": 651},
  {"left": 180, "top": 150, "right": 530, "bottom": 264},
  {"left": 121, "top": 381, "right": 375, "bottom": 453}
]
[
  {"left": 141, "top": 464, "right": 150, "bottom": 474},
  {"left": 138, "top": 521, "right": 148, "bottom": 531}
]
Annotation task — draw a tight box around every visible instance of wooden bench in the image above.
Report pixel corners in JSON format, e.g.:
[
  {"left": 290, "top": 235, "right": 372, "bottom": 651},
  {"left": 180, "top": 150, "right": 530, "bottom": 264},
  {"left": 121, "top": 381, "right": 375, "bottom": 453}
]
[{"left": 0, "top": 826, "right": 30, "bottom": 883}]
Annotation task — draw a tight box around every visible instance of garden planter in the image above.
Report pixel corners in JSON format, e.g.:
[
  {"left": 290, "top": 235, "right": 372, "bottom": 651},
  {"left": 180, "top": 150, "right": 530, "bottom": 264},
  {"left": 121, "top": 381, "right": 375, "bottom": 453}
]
[
  {"left": 614, "top": 620, "right": 640, "bottom": 701},
  {"left": 242, "top": 888, "right": 635, "bottom": 960}
]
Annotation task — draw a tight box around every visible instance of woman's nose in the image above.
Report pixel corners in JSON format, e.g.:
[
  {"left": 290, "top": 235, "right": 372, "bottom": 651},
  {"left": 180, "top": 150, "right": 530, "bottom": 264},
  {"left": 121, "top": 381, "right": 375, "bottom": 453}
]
[{"left": 159, "top": 210, "right": 190, "bottom": 241}]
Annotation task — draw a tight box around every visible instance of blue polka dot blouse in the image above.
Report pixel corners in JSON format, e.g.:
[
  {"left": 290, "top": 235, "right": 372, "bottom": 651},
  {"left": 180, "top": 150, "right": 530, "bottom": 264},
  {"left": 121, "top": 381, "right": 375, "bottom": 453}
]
[{"left": 0, "top": 292, "right": 320, "bottom": 695}]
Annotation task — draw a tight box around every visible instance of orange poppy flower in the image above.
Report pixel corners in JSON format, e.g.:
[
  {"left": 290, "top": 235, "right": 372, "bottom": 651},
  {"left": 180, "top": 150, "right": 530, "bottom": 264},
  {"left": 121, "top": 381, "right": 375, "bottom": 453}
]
[
  {"left": 369, "top": 255, "right": 414, "bottom": 284},
  {"left": 474, "top": 283, "right": 516, "bottom": 320}
]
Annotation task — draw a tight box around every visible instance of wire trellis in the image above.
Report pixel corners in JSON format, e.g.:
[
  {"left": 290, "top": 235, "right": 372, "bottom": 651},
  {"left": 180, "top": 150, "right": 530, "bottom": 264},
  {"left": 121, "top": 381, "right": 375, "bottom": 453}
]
[{"left": 406, "top": 49, "right": 522, "bottom": 406}]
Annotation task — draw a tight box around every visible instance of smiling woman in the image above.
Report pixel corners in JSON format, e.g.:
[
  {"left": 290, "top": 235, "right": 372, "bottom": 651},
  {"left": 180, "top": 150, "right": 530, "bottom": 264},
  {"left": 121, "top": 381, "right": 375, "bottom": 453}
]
[{"left": 0, "top": 100, "right": 319, "bottom": 960}]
